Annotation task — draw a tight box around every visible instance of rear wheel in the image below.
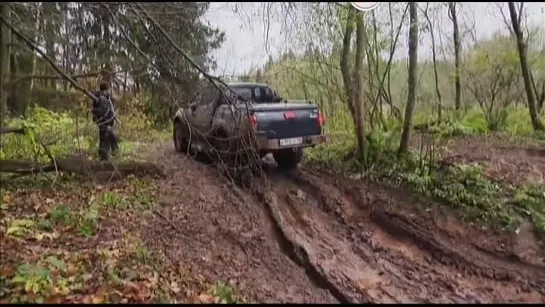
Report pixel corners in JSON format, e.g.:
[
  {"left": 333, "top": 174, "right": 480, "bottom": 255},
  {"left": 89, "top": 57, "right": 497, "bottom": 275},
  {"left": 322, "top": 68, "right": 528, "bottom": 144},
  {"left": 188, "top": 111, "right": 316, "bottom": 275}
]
[
  {"left": 173, "top": 121, "right": 189, "bottom": 153},
  {"left": 213, "top": 131, "right": 236, "bottom": 166},
  {"left": 214, "top": 131, "right": 261, "bottom": 180},
  {"left": 273, "top": 148, "right": 303, "bottom": 170}
]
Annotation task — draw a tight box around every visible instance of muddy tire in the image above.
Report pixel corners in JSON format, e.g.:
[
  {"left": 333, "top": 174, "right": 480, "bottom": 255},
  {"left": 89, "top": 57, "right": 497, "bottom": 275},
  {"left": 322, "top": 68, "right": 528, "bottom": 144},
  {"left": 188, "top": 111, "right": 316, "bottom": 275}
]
[
  {"left": 273, "top": 148, "right": 303, "bottom": 170},
  {"left": 173, "top": 121, "right": 189, "bottom": 153},
  {"left": 213, "top": 131, "right": 236, "bottom": 166}
]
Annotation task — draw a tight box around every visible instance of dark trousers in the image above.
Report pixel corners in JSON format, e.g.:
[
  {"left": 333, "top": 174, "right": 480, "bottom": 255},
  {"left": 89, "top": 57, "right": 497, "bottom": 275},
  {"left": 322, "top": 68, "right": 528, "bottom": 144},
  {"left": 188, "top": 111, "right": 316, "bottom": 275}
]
[{"left": 98, "top": 125, "right": 119, "bottom": 161}]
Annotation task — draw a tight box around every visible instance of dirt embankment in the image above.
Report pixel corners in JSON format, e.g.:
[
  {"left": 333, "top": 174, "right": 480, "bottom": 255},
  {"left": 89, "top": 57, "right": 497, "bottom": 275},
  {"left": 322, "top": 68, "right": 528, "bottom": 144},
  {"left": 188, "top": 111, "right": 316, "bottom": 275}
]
[
  {"left": 411, "top": 134, "right": 545, "bottom": 186},
  {"left": 143, "top": 143, "right": 545, "bottom": 303}
]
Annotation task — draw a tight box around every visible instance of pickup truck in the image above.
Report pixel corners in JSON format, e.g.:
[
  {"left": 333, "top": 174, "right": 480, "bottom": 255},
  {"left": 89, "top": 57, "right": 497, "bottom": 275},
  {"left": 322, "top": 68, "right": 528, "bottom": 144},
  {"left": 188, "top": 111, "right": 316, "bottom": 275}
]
[{"left": 172, "top": 82, "right": 326, "bottom": 170}]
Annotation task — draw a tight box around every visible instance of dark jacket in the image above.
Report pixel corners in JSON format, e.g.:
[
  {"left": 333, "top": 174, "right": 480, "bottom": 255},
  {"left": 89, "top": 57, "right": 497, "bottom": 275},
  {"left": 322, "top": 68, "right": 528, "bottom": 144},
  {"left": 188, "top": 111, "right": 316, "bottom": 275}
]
[{"left": 92, "top": 91, "right": 116, "bottom": 127}]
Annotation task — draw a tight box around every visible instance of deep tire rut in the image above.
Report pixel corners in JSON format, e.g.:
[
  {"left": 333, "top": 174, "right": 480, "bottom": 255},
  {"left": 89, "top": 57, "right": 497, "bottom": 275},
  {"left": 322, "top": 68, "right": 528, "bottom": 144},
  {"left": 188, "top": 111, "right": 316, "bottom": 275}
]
[
  {"left": 255, "top": 171, "right": 406, "bottom": 303},
  {"left": 370, "top": 210, "right": 544, "bottom": 283},
  {"left": 255, "top": 166, "right": 545, "bottom": 303},
  {"left": 256, "top": 190, "right": 352, "bottom": 304}
]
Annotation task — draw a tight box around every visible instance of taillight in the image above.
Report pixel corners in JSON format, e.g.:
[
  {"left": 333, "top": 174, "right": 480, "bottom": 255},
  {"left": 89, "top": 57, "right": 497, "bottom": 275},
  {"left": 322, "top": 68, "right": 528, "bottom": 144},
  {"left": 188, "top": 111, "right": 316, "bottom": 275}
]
[
  {"left": 284, "top": 111, "right": 296, "bottom": 120},
  {"left": 249, "top": 114, "right": 258, "bottom": 129},
  {"left": 318, "top": 110, "right": 325, "bottom": 127}
]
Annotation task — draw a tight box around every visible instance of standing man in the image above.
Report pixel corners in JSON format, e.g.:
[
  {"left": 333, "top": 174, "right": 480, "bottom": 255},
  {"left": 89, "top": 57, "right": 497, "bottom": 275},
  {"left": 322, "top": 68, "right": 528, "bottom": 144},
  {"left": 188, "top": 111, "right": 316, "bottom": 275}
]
[{"left": 92, "top": 82, "right": 119, "bottom": 161}]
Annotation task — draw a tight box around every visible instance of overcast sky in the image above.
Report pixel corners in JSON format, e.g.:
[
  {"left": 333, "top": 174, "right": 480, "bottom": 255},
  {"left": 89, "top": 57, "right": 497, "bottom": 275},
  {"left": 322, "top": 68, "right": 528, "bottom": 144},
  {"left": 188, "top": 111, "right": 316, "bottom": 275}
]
[{"left": 204, "top": 2, "right": 545, "bottom": 76}]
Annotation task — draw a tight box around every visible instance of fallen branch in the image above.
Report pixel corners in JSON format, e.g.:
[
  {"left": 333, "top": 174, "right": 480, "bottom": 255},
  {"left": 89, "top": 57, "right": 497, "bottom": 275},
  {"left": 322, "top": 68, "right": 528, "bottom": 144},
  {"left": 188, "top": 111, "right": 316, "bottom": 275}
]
[
  {"left": 0, "top": 127, "right": 25, "bottom": 135},
  {"left": 413, "top": 120, "right": 454, "bottom": 132},
  {"left": 0, "top": 157, "right": 164, "bottom": 178},
  {"left": 17, "top": 71, "right": 103, "bottom": 81}
]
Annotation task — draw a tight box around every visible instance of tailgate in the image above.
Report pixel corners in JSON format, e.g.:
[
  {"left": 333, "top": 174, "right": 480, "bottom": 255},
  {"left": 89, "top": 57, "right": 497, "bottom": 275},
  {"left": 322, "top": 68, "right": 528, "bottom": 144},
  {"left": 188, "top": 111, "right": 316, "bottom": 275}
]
[{"left": 252, "top": 103, "right": 322, "bottom": 139}]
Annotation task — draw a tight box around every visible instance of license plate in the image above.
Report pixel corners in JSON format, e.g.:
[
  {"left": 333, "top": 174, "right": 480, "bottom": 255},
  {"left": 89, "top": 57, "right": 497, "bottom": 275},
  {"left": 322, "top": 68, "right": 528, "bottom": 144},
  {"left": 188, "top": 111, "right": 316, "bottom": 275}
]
[{"left": 279, "top": 137, "right": 303, "bottom": 147}]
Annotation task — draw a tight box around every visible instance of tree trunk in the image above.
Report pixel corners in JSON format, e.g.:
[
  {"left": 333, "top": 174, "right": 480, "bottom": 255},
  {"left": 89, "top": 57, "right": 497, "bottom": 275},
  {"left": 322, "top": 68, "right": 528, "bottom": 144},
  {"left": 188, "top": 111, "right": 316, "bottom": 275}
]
[
  {"left": 538, "top": 81, "right": 544, "bottom": 112},
  {"left": 529, "top": 69, "right": 544, "bottom": 113},
  {"left": 0, "top": 3, "right": 11, "bottom": 139},
  {"left": 123, "top": 71, "right": 128, "bottom": 94},
  {"left": 353, "top": 11, "right": 367, "bottom": 162},
  {"left": 399, "top": 2, "right": 419, "bottom": 155},
  {"left": 43, "top": 3, "right": 56, "bottom": 89},
  {"left": 63, "top": 11, "right": 70, "bottom": 92},
  {"left": 29, "top": 2, "right": 42, "bottom": 93},
  {"left": 9, "top": 52, "right": 19, "bottom": 114},
  {"left": 340, "top": 8, "right": 356, "bottom": 119},
  {"left": 508, "top": 2, "right": 544, "bottom": 131},
  {"left": 448, "top": 2, "right": 461, "bottom": 111},
  {"left": 423, "top": 4, "right": 442, "bottom": 122}
]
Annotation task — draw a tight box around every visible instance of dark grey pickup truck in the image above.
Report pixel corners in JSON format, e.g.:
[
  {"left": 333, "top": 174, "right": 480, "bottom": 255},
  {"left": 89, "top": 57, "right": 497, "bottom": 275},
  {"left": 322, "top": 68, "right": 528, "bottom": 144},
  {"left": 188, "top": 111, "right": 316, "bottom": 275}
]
[{"left": 173, "top": 82, "right": 326, "bottom": 170}]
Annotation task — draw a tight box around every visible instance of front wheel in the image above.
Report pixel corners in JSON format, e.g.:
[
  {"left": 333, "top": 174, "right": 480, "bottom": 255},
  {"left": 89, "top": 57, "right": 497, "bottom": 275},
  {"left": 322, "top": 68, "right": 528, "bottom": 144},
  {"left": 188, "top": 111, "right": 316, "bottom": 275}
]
[
  {"left": 173, "top": 121, "right": 189, "bottom": 153},
  {"left": 273, "top": 148, "right": 303, "bottom": 170}
]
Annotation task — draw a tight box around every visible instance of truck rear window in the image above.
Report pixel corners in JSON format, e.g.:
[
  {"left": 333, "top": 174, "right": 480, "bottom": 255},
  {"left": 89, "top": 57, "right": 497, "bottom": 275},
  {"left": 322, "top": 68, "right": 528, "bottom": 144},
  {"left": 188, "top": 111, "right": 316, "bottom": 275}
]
[
  {"left": 230, "top": 85, "right": 277, "bottom": 103},
  {"left": 232, "top": 87, "right": 252, "bottom": 100}
]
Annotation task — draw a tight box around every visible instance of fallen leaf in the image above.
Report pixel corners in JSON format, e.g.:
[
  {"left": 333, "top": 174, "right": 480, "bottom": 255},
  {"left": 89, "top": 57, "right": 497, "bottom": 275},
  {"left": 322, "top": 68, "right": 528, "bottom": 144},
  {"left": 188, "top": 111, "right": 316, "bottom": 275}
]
[
  {"left": 296, "top": 189, "right": 305, "bottom": 199},
  {"left": 0, "top": 266, "right": 15, "bottom": 278},
  {"left": 45, "top": 295, "right": 63, "bottom": 304},
  {"left": 34, "top": 232, "right": 58, "bottom": 241},
  {"left": 66, "top": 264, "right": 77, "bottom": 276},
  {"left": 92, "top": 296, "right": 105, "bottom": 304},
  {"left": 1, "top": 194, "right": 10, "bottom": 210},
  {"left": 6, "top": 219, "right": 35, "bottom": 237},
  {"left": 96, "top": 285, "right": 110, "bottom": 296},
  {"left": 46, "top": 255, "right": 67, "bottom": 272},
  {"left": 137, "top": 288, "right": 151, "bottom": 302},
  {"left": 170, "top": 281, "right": 181, "bottom": 294},
  {"left": 65, "top": 294, "right": 81, "bottom": 303},
  {"left": 185, "top": 289, "right": 195, "bottom": 298},
  {"left": 146, "top": 276, "right": 158, "bottom": 287},
  {"left": 198, "top": 294, "right": 215, "bottom": 304},
  {"left": 2, "top": 193, "right": 11, "bottom": 203},
  {"left": 124, "top": 281, "right": 140, "bottom": 294},
  {"left": 26, "top": 293, "right": 37, "bottom": 303},
  {"left": 108, "top": 290, "right": 124, "bottom": 303}
]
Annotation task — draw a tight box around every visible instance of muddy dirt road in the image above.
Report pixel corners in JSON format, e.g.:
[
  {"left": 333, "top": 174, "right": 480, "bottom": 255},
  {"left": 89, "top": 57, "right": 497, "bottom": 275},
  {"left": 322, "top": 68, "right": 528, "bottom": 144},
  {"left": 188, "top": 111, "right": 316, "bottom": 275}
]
[{"left": 142, "top": 143, "right": 545, "bottom": 303}]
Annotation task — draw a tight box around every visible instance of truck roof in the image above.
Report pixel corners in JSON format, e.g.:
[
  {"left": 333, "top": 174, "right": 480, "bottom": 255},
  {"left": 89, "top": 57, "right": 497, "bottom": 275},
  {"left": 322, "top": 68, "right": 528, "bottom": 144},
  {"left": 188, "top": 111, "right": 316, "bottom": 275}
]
[{"left": 226, "top": 82, "right": 269, "bottom": 88}]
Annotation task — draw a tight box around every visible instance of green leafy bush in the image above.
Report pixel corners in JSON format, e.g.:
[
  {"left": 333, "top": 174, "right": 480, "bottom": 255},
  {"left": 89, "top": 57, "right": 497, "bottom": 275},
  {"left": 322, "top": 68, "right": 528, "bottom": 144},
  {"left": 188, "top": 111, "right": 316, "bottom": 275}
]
[{"left": 1, "top": 102, "right": 170, "bottom": 162}]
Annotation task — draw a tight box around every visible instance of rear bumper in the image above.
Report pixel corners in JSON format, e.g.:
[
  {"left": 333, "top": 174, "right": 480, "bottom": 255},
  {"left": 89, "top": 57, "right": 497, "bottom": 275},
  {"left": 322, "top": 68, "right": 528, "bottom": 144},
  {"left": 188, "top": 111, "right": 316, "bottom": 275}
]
[{"left": 256, "top": 134, "right": 327, "bottom": 150}]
